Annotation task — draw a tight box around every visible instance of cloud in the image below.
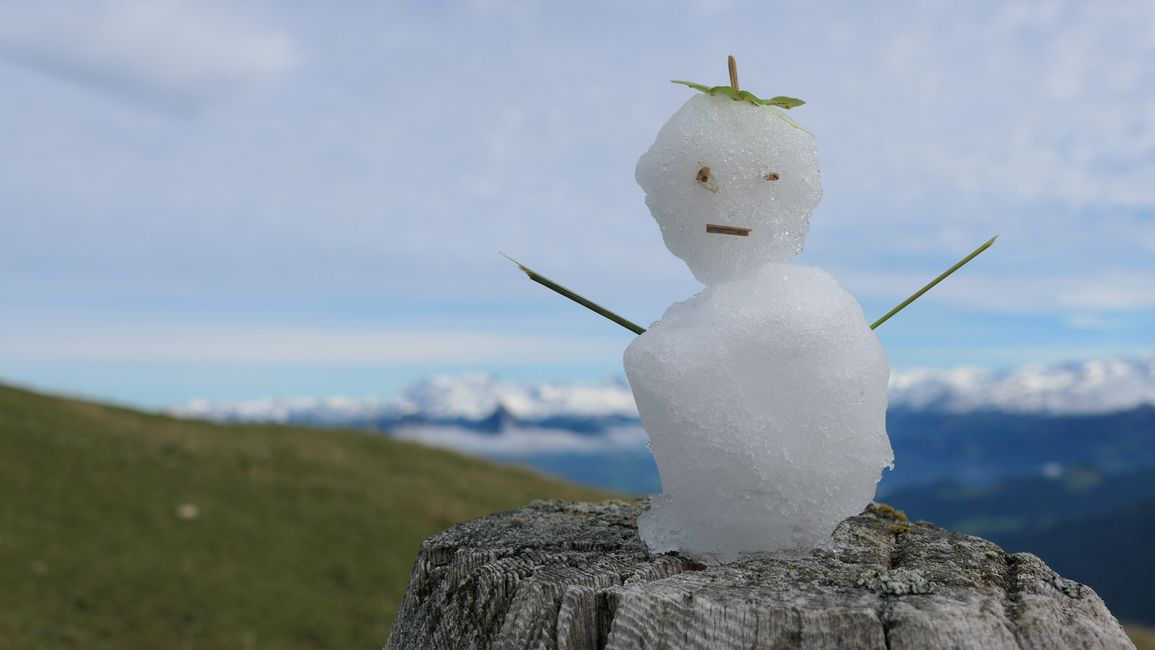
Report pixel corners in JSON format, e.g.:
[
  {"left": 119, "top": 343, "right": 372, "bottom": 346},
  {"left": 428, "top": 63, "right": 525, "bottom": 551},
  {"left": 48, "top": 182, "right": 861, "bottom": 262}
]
[
  {"left": 815, "top": 2, "right": 1155, "bottom": 212},
  {"left": 1057, "top": 271, "right": 1155, "bottom": 311},
  {"left": 840, "top": 266, "right": 1155, "bottom": 314},
  {"left": 1062, "top": 313, "right": 1130, "bottom": 332},
  {"left": 0, "top": 0, "right": 294, "bottom": 111},
  {"left": 392, "top": 424, "right": 648, "bottom": 456},
  {"left": 0, "top": 319, "right": 624, "bottom": 364}
]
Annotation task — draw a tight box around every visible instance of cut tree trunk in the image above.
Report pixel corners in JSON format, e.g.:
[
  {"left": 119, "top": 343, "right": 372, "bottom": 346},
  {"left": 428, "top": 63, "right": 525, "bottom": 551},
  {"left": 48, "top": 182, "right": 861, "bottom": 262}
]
[{"left": 385, "top": 500, "right": 1134, "bottom": 649}]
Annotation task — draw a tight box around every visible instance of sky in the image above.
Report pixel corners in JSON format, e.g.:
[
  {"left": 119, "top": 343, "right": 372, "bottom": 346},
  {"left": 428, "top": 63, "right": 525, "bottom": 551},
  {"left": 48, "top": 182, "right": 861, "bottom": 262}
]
[{"left": 1, "top": 0, "right": 1154, "bottom": 408}]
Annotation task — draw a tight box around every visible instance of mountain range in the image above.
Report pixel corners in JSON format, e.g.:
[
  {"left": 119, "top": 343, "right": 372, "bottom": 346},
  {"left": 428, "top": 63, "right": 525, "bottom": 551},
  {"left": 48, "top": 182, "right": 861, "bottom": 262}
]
[
  {"left": 169, "top": 355, "right": 1155, "bottom": 496},
  {"left": 173, "top": 355, "right": 1155, "bottom": 426}
]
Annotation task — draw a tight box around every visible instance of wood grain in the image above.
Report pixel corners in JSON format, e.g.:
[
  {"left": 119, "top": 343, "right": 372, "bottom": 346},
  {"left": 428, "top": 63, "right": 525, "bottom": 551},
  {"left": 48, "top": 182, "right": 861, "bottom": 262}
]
[{"left": 386, "top": 500, "right": 1134, "bottom": 649}]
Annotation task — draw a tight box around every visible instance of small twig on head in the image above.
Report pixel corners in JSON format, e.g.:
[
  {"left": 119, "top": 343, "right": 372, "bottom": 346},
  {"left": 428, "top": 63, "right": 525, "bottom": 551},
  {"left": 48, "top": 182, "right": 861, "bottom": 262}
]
[{"left": 728, "top": 55, "right": 739, "bottom": 92}]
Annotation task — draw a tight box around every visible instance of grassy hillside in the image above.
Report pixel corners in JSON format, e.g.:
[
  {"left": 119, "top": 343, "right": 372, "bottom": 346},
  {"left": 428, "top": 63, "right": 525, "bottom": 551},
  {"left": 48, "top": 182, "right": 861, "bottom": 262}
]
[
  {"left": 1129, "top": 623, "right": 1155, "bottom": 650},
  {"left": 0, "top": 383, "right": 610, "bottom": 649}
]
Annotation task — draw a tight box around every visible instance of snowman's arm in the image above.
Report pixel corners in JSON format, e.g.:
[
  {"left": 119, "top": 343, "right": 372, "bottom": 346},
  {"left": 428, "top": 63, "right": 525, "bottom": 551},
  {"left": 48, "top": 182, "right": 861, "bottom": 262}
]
[
  {"left": 501, "top": 253, "right": 647, "bottom": 335},
  {"left": 502, "top": 235, "right": 995, "bottom": 338},
  {"left": 870, "top": 236, "right": 998, "bottom": 330}
]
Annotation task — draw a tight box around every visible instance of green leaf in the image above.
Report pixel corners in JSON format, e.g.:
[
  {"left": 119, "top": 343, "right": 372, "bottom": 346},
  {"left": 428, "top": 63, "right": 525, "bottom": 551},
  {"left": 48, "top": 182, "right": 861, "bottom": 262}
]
[
  {"left": 735, "top": 90, "right": 763, "bottom": 106},
  {"left": 669, "top": 80, "right": 805, "bottom": 109},
  {"left": 763, "top": 96, "right": 805, "bottom": 109},
  {"left": 670, "top": 80, "right": 712, "bottom": 93},
  {"left": 708, "top": 85, "right": 741, "bottom": 100}
]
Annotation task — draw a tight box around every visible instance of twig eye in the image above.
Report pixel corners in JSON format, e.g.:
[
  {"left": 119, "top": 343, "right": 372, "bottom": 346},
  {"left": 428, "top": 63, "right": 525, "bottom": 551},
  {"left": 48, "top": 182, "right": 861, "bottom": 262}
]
[{"left": 695, "top": 163, "right": 718, "bottom": 193}]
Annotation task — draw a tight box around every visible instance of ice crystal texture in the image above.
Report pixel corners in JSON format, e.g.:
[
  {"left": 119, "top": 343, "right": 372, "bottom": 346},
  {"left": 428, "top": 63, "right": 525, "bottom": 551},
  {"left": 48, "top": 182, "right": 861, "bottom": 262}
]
[{"left": 625, "top": 93, "right": 892, "bottom": 563}]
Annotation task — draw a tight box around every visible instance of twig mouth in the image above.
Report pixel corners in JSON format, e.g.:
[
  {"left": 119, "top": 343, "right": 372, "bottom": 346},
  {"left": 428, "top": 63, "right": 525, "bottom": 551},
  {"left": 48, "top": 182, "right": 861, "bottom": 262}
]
[{"left": 705, "top": 224, "right": 751, "bottom": 237}]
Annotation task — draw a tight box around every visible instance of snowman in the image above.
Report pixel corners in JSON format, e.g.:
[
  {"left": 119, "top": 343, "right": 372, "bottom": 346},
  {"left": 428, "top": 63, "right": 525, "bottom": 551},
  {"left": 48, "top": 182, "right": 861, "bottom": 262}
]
[{"left": 623, "top": 62, "right": 893, "bottom": 562}]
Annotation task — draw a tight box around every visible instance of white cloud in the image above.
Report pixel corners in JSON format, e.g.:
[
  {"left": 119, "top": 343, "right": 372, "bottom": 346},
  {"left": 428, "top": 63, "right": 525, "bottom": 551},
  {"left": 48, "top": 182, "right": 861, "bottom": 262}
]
[
  {"left": 1062, "top": 313, "right": 1128, "bottom": 332},
  {"left": 0, "top": 319, "right": 624, "bottom": 364},
  {"left": 0, "top": 0, "right": 294, "bottom": 110},
  {"left": 877, "top": 2, "right": 1155, "bottom": 210},
  {"left": 392, "top": 424, "right": 648, "bottom": 456},
  {"left": 839, "top": 266, "right": 1155, "bottom": 314},
  {"left": 1057, "top": 271, "right": 1155, "bottom": 311}
]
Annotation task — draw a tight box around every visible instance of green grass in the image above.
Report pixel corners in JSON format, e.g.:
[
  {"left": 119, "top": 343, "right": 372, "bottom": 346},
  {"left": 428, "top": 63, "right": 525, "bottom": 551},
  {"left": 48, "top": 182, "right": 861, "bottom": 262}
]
[
  {"left": 1128, "top": 623, "right": 1155, "bottom": 650},
  {"left": 0, "top": 383, "right": 611, "bottom": 649}
]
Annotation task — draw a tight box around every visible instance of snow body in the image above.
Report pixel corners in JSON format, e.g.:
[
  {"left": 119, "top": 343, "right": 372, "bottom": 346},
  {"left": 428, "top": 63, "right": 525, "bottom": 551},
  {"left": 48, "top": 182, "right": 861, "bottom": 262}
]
[{"left": 625, "top": 93, "right": 892, "bottom": 562}]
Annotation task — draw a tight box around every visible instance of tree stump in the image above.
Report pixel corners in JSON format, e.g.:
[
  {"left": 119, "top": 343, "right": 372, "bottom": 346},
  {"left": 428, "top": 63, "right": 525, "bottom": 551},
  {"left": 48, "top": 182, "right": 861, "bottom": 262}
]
[{"left": 385, "top": 500, "right": 1134, "bottom": 649}]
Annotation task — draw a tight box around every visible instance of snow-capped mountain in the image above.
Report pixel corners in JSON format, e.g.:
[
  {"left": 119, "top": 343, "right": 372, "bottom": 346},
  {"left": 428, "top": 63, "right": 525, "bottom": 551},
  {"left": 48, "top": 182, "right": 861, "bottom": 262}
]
[
  {"left": 169, "top": 373, "right": 639, "bottom": 428},
  {"left": 888, "top": 356, "right": 1155, "bottom": 415},
  {"left": 170, "top": 355, "right": 1155, "bottom": 426},
  {"left": 387, "top": 373, "right": 638, "bottom": 422},
  {"left": 169, "top": 374, "right": 653, "bottom": 490}
]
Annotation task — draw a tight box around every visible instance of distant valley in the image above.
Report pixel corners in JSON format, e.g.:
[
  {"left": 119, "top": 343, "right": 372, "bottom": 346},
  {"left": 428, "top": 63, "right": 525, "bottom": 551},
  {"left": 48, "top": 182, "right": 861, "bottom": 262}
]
[{"left": 171, "top": 355, "right": 1155, "bottom": 624}]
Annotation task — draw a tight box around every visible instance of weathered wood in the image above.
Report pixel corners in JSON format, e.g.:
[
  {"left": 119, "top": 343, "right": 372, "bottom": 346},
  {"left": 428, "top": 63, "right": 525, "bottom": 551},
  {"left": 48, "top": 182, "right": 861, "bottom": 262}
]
[{"left": 385, "top": 500, "right": 1134, "bottom": 649}]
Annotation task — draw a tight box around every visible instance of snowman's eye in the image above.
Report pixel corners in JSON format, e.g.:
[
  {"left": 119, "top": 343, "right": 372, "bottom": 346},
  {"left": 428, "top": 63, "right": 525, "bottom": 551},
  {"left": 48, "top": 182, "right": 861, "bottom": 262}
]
[
  {"left": 695, "top": 163, "right": 719, "bottom": 193},
  {"left": 765, "top": 171, "right": 780, "bottom": 181}
]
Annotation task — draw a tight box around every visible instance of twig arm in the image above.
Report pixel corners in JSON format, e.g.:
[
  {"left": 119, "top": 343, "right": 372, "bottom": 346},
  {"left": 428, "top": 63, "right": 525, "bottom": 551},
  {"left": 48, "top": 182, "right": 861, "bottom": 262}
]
[
  {"left": 501, "top": 253, "right": 647, "bottom": 335},
  {"left": 504, "top": 234, "right": 997, "bottom": 338},
  {"left": 869, "top": 236, "right": 998, "bottom": 330}
]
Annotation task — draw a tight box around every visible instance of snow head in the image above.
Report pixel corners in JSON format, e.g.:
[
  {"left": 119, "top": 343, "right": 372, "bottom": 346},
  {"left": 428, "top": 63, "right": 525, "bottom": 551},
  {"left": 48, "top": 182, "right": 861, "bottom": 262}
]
[{"left": 636, "top": 93, "right": 822, "bottom": 285}]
